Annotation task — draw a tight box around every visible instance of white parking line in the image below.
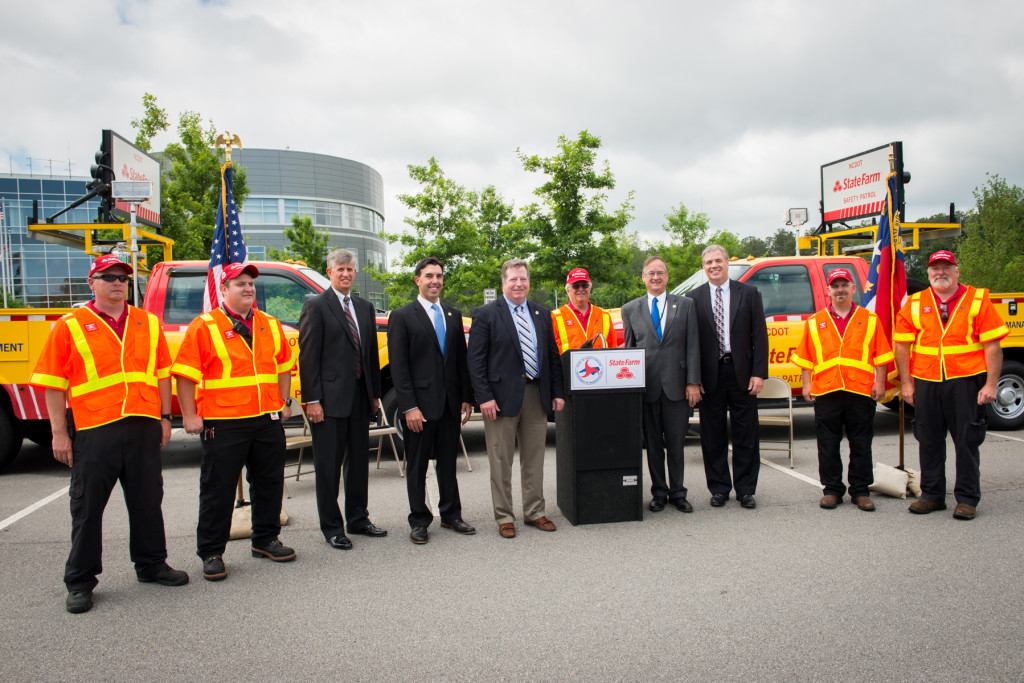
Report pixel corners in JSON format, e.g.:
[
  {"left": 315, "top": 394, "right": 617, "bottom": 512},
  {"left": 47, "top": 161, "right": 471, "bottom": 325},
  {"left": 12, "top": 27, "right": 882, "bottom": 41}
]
[
  {"left": 0, "top": 486, "right": 68, "bottom": 531},
  {"left": 760, "top": 457, "right": 821, "bottom": 487},
  {"left": 988, "top": 431, "right": 1024, "bottom": 443}
]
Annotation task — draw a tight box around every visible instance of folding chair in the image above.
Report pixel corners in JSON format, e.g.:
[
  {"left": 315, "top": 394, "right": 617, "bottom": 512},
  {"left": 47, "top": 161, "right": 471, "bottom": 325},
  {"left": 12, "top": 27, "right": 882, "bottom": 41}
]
[
  {"left": 758, "top": 376, "right": 795, "bottom": 468},
  {"left": 371, "top": 407, "right": 403, "bottom": 476}
]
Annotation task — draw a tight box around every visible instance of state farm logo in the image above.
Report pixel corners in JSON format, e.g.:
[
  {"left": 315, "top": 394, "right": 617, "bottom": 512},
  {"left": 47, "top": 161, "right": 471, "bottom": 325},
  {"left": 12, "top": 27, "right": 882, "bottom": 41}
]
[
  {"left": 833, "top": 180, "right": 842, "bottom": 193},
  {"left": 616, "top": 366, "right": 634, "bottom": 379},
  {"left": 574, "top": 355, "right": 602, "bottom": 384},
  {"left": 833, "top": 171, "right": 882, "bottom": 192}
]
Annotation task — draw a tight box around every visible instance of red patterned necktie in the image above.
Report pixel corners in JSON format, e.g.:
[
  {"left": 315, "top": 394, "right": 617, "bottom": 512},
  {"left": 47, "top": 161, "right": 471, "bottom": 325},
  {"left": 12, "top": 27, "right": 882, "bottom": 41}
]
[{"left": 343, "top": 296, "right": 363, "bottom": 379}]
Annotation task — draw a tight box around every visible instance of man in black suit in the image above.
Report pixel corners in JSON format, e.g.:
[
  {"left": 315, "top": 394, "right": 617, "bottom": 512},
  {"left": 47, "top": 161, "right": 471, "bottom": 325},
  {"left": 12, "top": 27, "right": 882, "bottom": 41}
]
[
  {"left": 298, "top": 248, "right": 387, "bottom": 549},
  {"left": 387, "top": 257, "right": 476, "bottom": 545},
  {"left": 621, "top": 256, "right": 702, "bottom": 513},
  {"left": 686, "top": 245, "right": 769, "bottom": 509},
  {"left": 467, "top": 259, "right": 565, "bottom": 539}
]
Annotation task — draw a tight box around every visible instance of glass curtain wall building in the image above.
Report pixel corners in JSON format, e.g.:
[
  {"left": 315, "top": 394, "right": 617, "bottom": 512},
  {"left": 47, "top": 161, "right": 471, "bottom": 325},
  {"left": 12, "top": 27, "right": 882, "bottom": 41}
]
[{"left": 233, "top": 148, "right": 389, "bottom": 310}]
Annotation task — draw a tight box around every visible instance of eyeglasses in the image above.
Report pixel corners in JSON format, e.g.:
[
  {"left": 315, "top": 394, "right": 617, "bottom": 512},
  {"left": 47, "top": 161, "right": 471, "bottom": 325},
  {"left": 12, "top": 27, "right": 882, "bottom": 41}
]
[
  {"left": 92, "top": 274, "right": 131, "bottom": 283},
  {"left": 571, "top": 282, "right": 591, "bottom": 290},
  {"left": 644, "top": 270, "right": 667, "bottom": 278}
]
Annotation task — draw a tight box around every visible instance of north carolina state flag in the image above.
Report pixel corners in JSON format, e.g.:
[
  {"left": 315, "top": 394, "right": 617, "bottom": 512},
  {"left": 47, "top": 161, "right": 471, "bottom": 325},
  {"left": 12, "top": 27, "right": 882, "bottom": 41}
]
[{"left": 861, "top": 172, "right": 907, "bottom": 381}]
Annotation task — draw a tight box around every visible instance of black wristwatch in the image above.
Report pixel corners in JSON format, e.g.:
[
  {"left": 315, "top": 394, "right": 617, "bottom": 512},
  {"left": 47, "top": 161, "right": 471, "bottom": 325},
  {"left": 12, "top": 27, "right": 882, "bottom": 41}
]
[{"left": 160, "top": 414, "right": 172, "bottom": 421}]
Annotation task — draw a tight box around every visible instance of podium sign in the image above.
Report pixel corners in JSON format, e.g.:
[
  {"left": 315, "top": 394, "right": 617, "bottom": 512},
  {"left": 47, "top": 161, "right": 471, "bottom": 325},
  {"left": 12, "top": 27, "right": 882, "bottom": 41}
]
[{"left": 567, "top": 348, "right": 645, "bottom": 391}]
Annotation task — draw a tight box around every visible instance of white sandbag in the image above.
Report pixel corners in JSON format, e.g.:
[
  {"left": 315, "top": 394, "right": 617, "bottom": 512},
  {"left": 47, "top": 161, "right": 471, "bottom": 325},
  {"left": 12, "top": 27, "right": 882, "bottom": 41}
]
[{"left": 869, "top": 462, "right": 909, "bottom": 499}]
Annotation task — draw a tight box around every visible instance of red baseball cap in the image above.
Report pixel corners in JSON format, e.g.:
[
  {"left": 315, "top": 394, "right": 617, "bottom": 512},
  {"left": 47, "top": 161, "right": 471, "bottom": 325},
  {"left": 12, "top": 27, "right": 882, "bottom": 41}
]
[
  {"left": 827, "top": 268, "right": 853, "bottom": 285},
  {"left": 89, "top": 254, "right": 133, "bottom": 276},
  {"left": 566, "top": 268, "right": 591, "bottom": 284},
  {"left": 219, "top": 262, "right": 259, "bottom": 285},
  {"left": 928, "top": 250, "right": 958, "bottom": 266}
]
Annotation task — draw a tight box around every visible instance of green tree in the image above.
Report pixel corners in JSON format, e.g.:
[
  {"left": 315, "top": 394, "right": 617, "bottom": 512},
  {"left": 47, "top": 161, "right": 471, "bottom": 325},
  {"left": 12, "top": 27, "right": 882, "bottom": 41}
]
[
  {"left": 265, "top": 214, "right": 330, "bottom": 271},
  {"left": 905, "top": 210, "right": 963, "bottom": 284},
  {"left": 377, "top": 158, "right": 487, "bottom": 309},
  {"left": 516, "top": 131, "right": 635, "bottom": 297},
  {"left": 737, "top": 235, "right": 767, "bottom": 258},
  {"left": 129, "top": 94, "right": 249, "bottom": 266},
  {"left": 457, "top": 186, "right": 535, "bottom": 308},
  {"left": 764, "top": 227, "right": 797, "bottom": 256},
  {"left": 958, "top": 174, "right": 1024, "bottom": 291}
]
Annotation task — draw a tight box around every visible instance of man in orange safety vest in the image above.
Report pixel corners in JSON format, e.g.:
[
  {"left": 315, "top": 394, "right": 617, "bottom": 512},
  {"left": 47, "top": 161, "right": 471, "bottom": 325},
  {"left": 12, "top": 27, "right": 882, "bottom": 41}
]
[
  {"left": 792, "top": 268, "right": 893, "bottom": 512},
  {"left": 550, "top": 267, "right": 620, "bottom": 353},
  {"left": 31, "top": 254, "right": 188, "bottom": 614}
]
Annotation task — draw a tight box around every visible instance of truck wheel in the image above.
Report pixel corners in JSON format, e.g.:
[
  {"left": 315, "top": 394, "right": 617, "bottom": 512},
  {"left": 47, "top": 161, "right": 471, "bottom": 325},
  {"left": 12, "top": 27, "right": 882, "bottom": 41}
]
[
  {"left": 0, "top": 406, "right": 24, "bottom": 471},
  {"left": 21, "top": 422, "right": 53, "bottom": 448},
  {"left": 379, "top": 388, "right": 405, "bottom": 458},
  {"left": 987, "top": 360, "right": 1024, "bottom": 430}
]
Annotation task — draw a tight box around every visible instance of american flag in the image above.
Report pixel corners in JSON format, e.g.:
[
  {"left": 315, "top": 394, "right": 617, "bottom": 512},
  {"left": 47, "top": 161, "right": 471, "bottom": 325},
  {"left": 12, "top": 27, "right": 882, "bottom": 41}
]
[
  {"left": 861, "top": 171, "right": 907, "bottom": 382},
  {"left": 203, "top": 162, "right": 248, "bottom": 311}
]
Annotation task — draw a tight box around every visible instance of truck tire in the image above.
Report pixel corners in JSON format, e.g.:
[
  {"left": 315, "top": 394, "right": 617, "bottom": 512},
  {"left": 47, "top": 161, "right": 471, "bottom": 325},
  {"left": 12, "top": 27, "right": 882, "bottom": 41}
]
[
  {"left": 379, "top": 387, "right": 405, "bottom": 458},
  {"left": 987, "top": 360, "right": 1024, "bottom": 431},
  {"left": 0, "top": 405, "right": 24, "bottom": 471},
  {"left": 21, "top": 421, "right": 53, "bottom": 448}
]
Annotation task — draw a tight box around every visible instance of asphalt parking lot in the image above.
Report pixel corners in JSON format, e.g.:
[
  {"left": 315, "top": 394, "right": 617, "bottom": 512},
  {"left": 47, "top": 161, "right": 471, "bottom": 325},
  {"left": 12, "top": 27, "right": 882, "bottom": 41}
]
[{"left": 1, "top": 407, "right": 1023, "bottom": 681}]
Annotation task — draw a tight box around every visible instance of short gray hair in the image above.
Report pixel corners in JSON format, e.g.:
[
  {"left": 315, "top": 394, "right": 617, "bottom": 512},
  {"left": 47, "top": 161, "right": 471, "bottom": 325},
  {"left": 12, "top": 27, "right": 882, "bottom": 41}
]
[
  {"left": 327, "top": 248, "right": 356, "bottom": 270},
  {"left": 501, "top": 258, "right": 529, "bottom": 283},
  {"left": 701, "top": 244, "right": 729, "bottom": 261}
]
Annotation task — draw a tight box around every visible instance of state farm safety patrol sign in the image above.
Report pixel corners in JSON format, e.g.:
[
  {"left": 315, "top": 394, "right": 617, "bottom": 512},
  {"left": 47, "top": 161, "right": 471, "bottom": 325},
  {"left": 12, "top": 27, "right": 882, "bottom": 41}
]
[
  {"left": 821, "top": 144, "right": 891, "bottom": 224},
  {"left": 568, "top": 348, "right": 646, "bottom": 391}
]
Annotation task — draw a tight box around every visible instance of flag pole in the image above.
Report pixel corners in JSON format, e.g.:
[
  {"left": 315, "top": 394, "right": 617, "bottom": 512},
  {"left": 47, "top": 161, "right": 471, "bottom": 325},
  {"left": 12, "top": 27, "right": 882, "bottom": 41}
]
[{"left": 887, "top": 148, "right": 907, "bottom": 470}]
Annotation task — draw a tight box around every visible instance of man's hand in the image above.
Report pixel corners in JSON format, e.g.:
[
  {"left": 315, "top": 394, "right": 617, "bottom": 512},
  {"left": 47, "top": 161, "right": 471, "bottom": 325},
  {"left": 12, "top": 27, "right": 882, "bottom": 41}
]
[
  {"left": 306, "top": 402, "right": 324, "bottom": 423},
  {"left": 404, "top": 407, "right": 425, "bottom": 433},
  {"left": 480, "top": 399, "right": 499, "bottom": 421},
  {"left": 748, "top": 376, "right": 765, "bottom": 396},
  {"left": 183, "top": 414, "right": 203, "bottom": 435},
  {"left": 372, "top": 397, "right": 380, "bottom": 417},
  {"left": 52, "top": 432, "right": 73, "bottom": 467},
  {"left": 901, "top": 380, "right": 915, "bottom": 407},
  {"left": 685, "top": 383, "right": 701, "bottom": 408},
  {"left": 802, "top": 386, "right": 815, "bottom": 403},
  {"left": 460, "top": 402, "right": 473, "bottom": 425},
  {"left": 281, "top": 403, "right": 293, "bottom": 423},
  {"left": 160, "top": 419, "right": 172, "bottom": 449},
  {"left": 978, "top": 383, "right": 997, "bottom": 405},
  {"left": 870, "top": 382, "right": 885, "bottom": 402},
  {"left": 552, "top": 398, "right": 565, "bottom": 413}
]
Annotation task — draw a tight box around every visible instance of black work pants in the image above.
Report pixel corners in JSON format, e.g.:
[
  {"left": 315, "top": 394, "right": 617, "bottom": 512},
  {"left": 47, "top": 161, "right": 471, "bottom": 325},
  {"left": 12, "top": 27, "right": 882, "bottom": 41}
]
[
  {"left": 310, "top": 398, "right": 371, "bottom": 539},
  {"left": 65, "top": 417, "right": 167, "bottom": 591},
  {"left": 913, "top": 375, "right": 987, "bottom": 506},
  {"left": 814, "top": 391, "right": 876, "bottom": 498},
  {"left": 196, "top": 414, "right": 285, "bottom": 559},
  {"left": 404, "top": 404, "right": 463, "bottom": 529},
  {"left": 642, "top": 394, "right": 689, "bottom": 501}
]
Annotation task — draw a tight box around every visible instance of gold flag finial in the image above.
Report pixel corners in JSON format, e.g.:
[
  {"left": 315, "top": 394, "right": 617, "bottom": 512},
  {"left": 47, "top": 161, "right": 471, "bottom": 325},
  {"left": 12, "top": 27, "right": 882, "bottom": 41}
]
[
  {"left": 215, "top": 132, "right": 243, "bottom": 163},
  {"left": 888, "top": 145, "right": 895, "bottom": 173}
]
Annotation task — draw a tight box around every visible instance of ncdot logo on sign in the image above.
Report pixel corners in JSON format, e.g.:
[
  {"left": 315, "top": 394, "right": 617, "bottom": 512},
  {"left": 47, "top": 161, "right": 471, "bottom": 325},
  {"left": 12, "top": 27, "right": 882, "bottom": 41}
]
[{"left": 568, "top": 348, "right": 646, "bottom": 390}]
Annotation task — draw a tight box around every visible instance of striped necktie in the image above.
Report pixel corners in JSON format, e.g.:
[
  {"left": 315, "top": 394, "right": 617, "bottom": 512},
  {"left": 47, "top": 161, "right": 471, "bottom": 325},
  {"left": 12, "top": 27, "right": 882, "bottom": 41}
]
[
  {"left": 343, "top": 295, "right": 363, "bottom": 379},
  {"left": 714, "top": 286, "right": 726, "bottom": 358},
  {"left": 515, "top": 305, "right": 539, "bottom": 380}
]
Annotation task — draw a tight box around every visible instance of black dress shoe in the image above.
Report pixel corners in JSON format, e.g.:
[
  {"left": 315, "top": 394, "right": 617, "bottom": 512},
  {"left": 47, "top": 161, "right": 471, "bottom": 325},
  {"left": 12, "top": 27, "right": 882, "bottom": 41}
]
[
  {"left": 66, "top": 589, "right": 93, "bottom": 614},
  {"left": 649, "top": 497, "right": 666, "bottom": 512},
  {"left": 410, "top": 527, "right": 429, "bottom": 544},
  {"left": 328, "top": 535, "right": 352, "bottom": 550},
  {"left": 251, "top": 538, "right": 296, "bottom": 562},
  {"left": 350, "top": 523, "right": 388, "bottom": 537},
  {"left": 710, "top": 493, "right": 727, "bottom": 507},
  {"left": 441, "top": 519, "right": 476, "bottom": 535},
  {"left": 202, "top": 555, "right": 227, "bottom": 581},
  {"left": 739, "top": 494, "right": 757, "bottom": 509},
  {"left": 674, "top": 498, "right": 693, "bottom": 513}
]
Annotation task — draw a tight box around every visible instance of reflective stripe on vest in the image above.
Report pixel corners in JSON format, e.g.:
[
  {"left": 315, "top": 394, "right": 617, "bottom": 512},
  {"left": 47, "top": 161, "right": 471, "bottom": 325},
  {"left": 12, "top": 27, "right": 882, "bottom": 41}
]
[
  {"left": 199, "top": 311, "right": 283, "bottom": 391},
  {"left": 64, "top": 312, "right": 159, "bottom": 398}
]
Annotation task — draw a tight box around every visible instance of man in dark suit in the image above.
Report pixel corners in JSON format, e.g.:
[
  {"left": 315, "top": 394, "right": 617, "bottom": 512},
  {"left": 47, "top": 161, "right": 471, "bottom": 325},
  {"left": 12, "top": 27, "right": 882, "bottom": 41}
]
[
  {"left": 686, "top": 245, "right": 769, "bottom": 509},
  {"left": 387, "top": 257, "right": 476, "bottom": 545},
  {"left": 467, "top": 258, "right": 565, "bottom": 538},
  {"left": 622, "top": 256, "right": 702, "bottom": 513},
  {"left": 298, "top": 248, "right": 387, "bottom": 550}
]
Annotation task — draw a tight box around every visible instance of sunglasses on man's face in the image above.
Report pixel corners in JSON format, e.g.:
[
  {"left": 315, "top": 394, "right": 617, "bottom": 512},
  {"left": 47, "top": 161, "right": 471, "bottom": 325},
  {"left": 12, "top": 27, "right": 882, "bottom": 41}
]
[
  {"left": 92, "top": 274, "right": 131, "bottom": 283},
  {"left": 571, "top": 282, "right": 591, "bottom": 290},
  {"left": 938, "top": 301, "right": 949, "bottom": 323}
]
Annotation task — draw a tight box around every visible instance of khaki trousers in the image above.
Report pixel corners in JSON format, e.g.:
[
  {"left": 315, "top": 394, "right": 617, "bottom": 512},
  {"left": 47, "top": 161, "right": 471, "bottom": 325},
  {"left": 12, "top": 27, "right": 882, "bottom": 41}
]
[{"left": 483, "top": 382, "right": 548, "bottom": 524}]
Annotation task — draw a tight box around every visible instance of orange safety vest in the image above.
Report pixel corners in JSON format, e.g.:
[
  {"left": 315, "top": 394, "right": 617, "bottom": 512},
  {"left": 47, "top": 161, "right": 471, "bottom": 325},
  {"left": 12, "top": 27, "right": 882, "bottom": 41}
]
[
  {"left": 30, "top": 306, "right": 170, "bottom": 430},
  {"left": 791, "top": 306, "right": 894, "bottom": 397},
  {"left": 551, "top": 304, "right": 619, "bottom": 353},
  {"left": 893, "top": 286, "right": 1009, "bottom": 381},
  {"left": 171, "top": 308, "right": 295, "bottom": 419}
]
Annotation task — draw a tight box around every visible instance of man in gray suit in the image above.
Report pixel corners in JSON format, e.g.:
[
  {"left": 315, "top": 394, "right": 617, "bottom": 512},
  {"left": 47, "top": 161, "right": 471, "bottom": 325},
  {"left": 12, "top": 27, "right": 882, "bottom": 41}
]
[{"left": 622, "top": 256, "right": 701, "bottom": 513}]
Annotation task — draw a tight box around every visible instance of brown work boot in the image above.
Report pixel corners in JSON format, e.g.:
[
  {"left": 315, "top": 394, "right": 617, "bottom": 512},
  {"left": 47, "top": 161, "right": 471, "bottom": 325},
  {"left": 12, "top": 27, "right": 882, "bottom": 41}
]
[
  {"left": 909, "top": 499, "right": 947, "bottom": 515},
  {"left": 953, "top": 503, "right": 977, "bottom": 520},
  {"left": 851, "top": 496, "right": 875, "bottom": 512},
  {"left": 819, "top": 494, "right": 841, "bottom": 509}
]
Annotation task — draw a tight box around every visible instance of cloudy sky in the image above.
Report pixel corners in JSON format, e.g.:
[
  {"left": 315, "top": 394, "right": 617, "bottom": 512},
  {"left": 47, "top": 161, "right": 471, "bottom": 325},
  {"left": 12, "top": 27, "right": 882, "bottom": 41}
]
[{"left": 2, "top": 0, "right": 1022, "bottom": 255}]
